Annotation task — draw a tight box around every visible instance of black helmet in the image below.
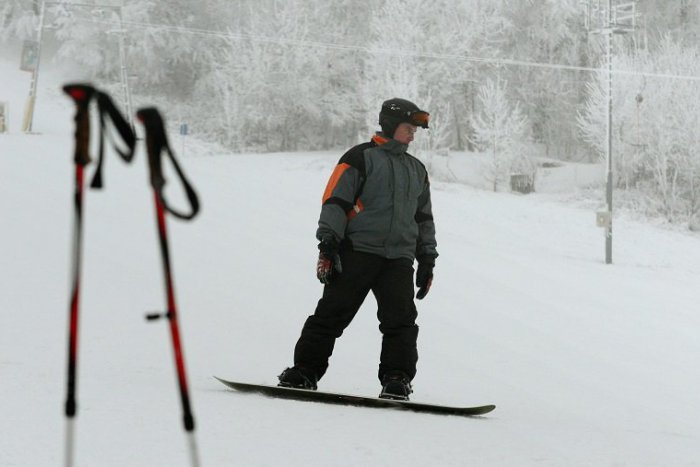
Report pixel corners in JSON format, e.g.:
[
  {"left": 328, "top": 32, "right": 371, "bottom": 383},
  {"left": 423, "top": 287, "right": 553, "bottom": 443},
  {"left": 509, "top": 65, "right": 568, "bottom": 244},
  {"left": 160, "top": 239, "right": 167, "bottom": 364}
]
[{"left": 379, "top": 98, "right": 430, "bottom": 137}]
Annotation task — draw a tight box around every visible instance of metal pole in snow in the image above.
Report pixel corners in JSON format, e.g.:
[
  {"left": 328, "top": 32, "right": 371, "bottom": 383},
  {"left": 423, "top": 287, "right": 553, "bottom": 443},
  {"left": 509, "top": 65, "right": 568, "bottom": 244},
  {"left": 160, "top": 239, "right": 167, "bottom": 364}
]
[
  {"left": 605, "top": 0, "right": 614, "bottom": 264},
  {"left": 588, "top": 0, "right": 636, "bottom": 264},
  {"left": 22, "top": 0, "right": 46, "bottom": 133},
  {"left": 116, "top": 5, "right": 134, "bottom": 130}
]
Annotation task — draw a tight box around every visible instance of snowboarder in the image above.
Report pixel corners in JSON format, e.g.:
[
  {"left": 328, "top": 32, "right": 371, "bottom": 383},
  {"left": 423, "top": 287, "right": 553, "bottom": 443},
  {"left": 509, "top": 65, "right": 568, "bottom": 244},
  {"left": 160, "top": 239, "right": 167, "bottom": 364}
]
[{"left": 279, "top": 98, "right": 438, "bottom": 400}]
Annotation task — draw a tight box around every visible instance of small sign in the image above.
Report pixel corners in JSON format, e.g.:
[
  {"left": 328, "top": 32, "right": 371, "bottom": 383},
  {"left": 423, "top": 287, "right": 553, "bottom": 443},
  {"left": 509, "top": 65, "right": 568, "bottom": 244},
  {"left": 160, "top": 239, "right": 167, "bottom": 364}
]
[
  {"left": 20, "top": 41, "right": 39, "bottom": 72},
  {"left": 596, "top": 211, "right": 611, "bottom": 228}
]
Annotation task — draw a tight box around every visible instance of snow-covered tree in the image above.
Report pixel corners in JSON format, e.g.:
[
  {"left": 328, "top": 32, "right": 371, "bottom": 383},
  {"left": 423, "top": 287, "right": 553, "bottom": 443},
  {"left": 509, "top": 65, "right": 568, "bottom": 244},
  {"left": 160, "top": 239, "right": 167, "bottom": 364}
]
[
  {"left": 1, "top": 0, "right": 37, "bottom": 41},
  {"left": 578, "top": 36, "right": 700, "bottom": 225},
  {"left": 472, "top": 77, "right": 529, "bottom": 191},
  {"left": 501, "top": 0, "right": 589, "bottom": 159},
  {"left": 363, "top": 0, "right": 423, "bottom": 136}
]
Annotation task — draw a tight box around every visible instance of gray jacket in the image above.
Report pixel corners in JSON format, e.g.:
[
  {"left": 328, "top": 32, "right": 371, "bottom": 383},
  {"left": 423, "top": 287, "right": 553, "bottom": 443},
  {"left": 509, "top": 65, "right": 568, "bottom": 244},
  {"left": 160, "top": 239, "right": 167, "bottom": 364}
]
[{"left": 316, "top": 135, "right": 438, "bottom": 262}]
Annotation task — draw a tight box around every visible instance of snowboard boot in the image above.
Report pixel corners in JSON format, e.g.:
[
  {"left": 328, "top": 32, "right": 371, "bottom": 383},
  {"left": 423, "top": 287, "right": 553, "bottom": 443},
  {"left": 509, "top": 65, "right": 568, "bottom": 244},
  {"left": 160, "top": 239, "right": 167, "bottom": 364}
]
[
  {"left": 278, "top": 366, "right": 318, "bottom": 390},
  {"left": 379, "top": 371, "right": 412, "bottom": 401}
]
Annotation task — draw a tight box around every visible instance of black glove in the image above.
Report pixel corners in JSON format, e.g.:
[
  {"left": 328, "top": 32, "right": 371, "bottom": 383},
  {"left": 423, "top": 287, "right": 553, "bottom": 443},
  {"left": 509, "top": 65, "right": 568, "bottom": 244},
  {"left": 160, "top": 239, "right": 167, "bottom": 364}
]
[
  {"left": 317, "top": 238, "right": 342, "bottom": 284},
  {"left": 415, "top": 255, "right": 435, "bottom": 300}
]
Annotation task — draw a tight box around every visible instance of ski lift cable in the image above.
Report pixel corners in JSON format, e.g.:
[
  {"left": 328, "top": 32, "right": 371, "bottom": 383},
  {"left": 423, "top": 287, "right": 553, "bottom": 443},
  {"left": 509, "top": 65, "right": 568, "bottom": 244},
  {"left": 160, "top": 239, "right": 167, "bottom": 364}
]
[{"left": 69, "top": 17, "right": 700, "bottom": 83}]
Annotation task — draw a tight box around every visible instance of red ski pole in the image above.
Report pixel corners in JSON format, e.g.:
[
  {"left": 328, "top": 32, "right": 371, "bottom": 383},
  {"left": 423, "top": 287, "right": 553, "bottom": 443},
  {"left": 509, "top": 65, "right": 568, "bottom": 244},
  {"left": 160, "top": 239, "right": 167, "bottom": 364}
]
[
  {"left": 62, "top": 83, "right": 135, "bottom": 467},
  {"left": 62, "top": 83, "right": 95, "bottom": 467},
  {"left": 137, "top": 107, "right": 201, "bottom": 467}
]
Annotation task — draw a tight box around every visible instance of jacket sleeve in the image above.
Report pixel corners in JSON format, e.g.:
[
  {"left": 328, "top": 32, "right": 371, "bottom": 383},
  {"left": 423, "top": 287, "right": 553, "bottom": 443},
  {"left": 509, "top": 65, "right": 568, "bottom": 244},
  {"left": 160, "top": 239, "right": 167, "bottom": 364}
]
[
  {"left": 415, "top": 175, "right": 438, "bottom": 260},
  {"left": 316, "top": 144, "right": 368, "bottom": 243}
]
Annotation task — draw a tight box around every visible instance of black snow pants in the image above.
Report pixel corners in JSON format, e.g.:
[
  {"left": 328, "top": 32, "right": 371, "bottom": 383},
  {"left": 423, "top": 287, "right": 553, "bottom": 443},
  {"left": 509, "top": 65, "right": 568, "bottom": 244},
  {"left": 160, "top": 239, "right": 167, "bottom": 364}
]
[{"left": 293, "top": 249, "right": 419, "bottom": 383}]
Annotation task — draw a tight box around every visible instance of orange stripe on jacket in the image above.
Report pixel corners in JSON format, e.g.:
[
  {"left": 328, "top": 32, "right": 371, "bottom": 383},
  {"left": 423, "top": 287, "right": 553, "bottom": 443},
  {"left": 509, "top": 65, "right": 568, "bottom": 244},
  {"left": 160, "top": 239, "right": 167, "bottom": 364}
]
[{"left": 322, "top": 163, "right": 351, "bottom": 204}]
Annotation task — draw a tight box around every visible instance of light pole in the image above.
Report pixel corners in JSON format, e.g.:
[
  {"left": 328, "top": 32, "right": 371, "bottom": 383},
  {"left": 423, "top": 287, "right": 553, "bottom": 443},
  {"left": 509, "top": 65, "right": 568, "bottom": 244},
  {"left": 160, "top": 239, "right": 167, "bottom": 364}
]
[{"left": 586, "top": 0, "right": 638, "bottom": 264}]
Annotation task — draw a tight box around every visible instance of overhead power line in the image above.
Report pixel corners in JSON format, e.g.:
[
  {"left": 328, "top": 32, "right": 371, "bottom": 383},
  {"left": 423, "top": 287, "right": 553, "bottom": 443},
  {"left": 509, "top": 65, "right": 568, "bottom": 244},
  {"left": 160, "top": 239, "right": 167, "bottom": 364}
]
[{"left": 69, "top": 17, "right": 700, "bottom": 83}]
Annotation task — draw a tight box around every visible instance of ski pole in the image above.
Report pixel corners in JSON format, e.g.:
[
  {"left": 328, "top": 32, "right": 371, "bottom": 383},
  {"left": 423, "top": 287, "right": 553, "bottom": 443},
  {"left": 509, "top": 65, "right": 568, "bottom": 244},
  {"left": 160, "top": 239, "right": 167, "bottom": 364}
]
[
  {"left": 62, "top": 83, "right": 95, "bottom": 467},
  {"left": 62, "top": 84, "right": 136, "bottom": 467},
  {"left": 136, "top": 107, "right": 201, "bottom": 467}
]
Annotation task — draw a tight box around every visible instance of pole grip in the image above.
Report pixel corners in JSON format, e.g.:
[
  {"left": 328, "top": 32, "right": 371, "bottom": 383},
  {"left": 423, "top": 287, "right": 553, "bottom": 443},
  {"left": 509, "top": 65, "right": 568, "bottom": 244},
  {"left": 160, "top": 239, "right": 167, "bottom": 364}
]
[
  {"left": 63, "top": 84, "right": 96, "bottom": 167},
  {"left": 136, "top": 107, "right": 200, "bottom": 220}
]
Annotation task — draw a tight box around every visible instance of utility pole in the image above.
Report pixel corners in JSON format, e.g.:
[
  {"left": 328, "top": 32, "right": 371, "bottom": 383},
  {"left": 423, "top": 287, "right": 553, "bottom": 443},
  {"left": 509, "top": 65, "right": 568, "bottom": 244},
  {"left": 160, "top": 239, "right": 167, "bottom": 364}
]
[
  {"left": 22, "top": 0, "right": 46, "bottom": 133},
  {"left": 585, "top": 0, "right": 638, "bottom": 264},
  {"left": 114, "top": 4, "right": 134, "bottom": 129},
  {"left": 22, "top": 1, "right": 134, "bottom": 132}
]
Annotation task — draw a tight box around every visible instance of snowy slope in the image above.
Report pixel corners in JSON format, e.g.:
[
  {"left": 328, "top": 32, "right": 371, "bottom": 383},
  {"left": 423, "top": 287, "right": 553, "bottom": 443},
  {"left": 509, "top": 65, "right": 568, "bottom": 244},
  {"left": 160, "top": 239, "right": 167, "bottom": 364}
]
[{"left": 2, "top": 60, "right": 700, "bottom": 467}]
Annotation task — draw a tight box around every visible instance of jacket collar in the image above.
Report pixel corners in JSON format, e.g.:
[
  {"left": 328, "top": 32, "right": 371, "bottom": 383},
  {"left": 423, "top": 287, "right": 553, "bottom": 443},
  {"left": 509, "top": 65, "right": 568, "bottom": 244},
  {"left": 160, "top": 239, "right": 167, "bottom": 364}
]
[{"left": 372, "top": 133, "right": 408, "bottom": 155}]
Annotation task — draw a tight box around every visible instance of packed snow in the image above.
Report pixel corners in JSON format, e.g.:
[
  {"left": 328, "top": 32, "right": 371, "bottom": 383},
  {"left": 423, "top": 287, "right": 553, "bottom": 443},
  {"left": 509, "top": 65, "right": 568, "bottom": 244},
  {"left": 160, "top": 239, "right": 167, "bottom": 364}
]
[{"left": 2, "top": 59, "right": 700, "bottom": 467}]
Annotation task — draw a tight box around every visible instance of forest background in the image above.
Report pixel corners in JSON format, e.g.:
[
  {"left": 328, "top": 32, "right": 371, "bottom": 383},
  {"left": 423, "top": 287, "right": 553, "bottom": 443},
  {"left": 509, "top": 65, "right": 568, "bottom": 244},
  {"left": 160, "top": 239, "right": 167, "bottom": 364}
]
[{"left": 2, "top": 0, "right": 700, "bottom": 226}]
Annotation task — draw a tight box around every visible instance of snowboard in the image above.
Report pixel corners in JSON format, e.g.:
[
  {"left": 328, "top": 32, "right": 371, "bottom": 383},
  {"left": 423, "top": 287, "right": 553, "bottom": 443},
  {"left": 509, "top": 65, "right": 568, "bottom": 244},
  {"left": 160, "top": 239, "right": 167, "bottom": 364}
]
[{"left": 214, "top": 377, "right": 495, "bottom": 417}]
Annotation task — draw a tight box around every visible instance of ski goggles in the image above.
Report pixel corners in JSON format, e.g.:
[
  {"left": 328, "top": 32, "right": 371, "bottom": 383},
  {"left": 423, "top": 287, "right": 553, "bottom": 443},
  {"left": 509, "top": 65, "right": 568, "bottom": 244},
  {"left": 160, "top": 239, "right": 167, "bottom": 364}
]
[
  {"left": 407, "top": 111, "right": 430, "bottom": 128},
  {"left": 384, "top": 108, "right": 430, "bottom": 129}
]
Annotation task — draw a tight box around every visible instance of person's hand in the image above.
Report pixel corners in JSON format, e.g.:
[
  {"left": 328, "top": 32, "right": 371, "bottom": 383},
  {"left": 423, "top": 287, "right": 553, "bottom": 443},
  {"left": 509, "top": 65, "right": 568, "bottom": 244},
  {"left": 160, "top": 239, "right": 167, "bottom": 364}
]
[
  {"left": 317, "top": 238, "right": 342, "bottom": 284},
  {"left": 415, "top": 256, "right": 435, "bottom": 299}
]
